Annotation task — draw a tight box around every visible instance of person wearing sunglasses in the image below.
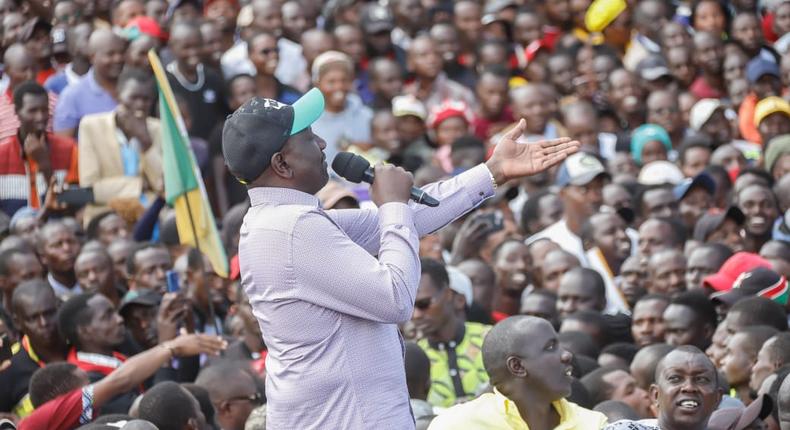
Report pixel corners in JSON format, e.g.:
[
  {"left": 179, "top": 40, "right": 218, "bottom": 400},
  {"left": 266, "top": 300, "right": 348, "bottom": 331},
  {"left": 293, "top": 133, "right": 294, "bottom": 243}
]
[
  {"left": 412, "top": 258, "right": 491, "bottom": 408},
  {"left": 196, "top": 361, "right": 264, "bottom": 430}
]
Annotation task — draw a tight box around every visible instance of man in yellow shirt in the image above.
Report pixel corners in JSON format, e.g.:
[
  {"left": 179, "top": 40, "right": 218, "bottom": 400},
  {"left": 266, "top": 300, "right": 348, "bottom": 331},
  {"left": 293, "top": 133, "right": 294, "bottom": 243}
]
[{"left": 428, "top": 316, "right": 608, "bottom": 430}]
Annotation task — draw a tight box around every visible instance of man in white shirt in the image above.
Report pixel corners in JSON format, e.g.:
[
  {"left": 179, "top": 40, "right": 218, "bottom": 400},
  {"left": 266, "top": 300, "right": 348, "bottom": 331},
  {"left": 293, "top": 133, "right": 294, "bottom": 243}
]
[{"left": 528, "top": 152, "right": 609, "bottom": 265}]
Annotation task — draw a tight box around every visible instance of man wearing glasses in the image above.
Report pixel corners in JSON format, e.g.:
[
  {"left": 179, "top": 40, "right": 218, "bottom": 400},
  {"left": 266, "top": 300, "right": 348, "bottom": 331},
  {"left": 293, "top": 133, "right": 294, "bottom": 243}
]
[
  {"left": 196, "top": 361, "right": 264, "bottom": 430},
  {"left": 411, "top": 258, "right": 491, "bottom": 408}
]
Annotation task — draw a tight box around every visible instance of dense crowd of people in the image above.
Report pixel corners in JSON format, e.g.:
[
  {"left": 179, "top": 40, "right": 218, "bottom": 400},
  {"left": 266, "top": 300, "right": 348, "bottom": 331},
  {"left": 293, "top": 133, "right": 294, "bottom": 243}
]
[{"left": 0, "top": 0, "right": 789, "bottom": 428}]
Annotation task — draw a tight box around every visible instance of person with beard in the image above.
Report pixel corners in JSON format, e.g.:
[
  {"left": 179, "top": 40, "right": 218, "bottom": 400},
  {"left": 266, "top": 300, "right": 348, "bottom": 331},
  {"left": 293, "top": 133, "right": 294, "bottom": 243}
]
[
  {"left": 411, "top": 258, "right": 491, "bottom": 408},
  {"left": 166, "top": 22, "right": 229, "bottom": 140},
  {"left": 0, "top": 280, "right": 67, "bottom": 417},
  {"left": 59, "top": 292, "right": 135, "bottom": 414},
  {"left": 54, "top": 29, "right": 125, "bottom": 137},
  {"left": 529, "top": 152, "right": 609, "bottom": 265},
  {"left": 429, "top": 316, "right": 608, "bottom": 429},
  {"left": 581, "top": 212, "right": 632, "bottom": 314},
  {"left": 490, "top": 239, "right": 532, "bottom": 321},
  {"left": 605, "top": 346, "right": 722, "bottom": 430}
]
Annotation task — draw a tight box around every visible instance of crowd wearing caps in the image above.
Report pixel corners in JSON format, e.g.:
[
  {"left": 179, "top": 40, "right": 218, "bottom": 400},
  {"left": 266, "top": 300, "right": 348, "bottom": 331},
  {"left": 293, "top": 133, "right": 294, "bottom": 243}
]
[{"left": 0, "top": 0, "right": 789, "bottom": 430}]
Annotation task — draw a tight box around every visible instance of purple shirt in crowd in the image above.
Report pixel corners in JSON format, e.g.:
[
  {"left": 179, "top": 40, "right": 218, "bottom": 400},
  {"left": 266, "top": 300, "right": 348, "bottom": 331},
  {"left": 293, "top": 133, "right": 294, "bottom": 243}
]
[
  {"left": 238, "top": 164, "right": 495, "bottom": 429},
  {"left": 53, "top": 69, "right": 117, "bottom": 133}
]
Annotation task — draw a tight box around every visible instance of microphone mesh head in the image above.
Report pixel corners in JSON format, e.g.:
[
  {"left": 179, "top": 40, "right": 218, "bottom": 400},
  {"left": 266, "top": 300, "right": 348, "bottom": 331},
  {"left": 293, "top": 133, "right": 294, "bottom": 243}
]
[{"left": 331, "top": 152, "right": 370, "bottom": 183}]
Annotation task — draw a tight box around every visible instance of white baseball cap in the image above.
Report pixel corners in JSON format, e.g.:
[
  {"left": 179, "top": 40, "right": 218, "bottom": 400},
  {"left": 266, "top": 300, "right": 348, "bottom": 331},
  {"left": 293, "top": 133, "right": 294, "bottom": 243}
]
[
  {"left": 638, "top": 160, "right": 685, "bottom": 186},
  {"left": 689, "top": 99, "right": 724, "bottom": 131},
  {"left": 446, "top": 266, "right": 473, "bottom": 306}
]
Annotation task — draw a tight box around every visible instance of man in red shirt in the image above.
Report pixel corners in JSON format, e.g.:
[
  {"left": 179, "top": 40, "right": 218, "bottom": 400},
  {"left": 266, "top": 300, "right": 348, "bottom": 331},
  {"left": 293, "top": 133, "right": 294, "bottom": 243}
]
[
  {"left": 0, "top": 81, "right": 77, "bottom": 217},
  {"left": 18, "top": 332, "right": 226, "bottom": 430},
  {"left": 0, "top": 44, "right": 58, "bottom": 142}
]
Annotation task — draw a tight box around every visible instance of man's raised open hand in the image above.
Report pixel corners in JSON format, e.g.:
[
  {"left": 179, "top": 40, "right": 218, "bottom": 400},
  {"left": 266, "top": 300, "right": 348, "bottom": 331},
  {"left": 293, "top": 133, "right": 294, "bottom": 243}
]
[{"left": 485, "top": 119, "right": 581, "bottom": 185}]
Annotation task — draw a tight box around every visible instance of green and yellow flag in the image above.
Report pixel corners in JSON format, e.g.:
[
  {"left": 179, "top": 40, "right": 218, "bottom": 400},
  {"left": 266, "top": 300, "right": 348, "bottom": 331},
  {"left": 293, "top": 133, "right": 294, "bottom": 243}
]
[{"left": 148, "top": 50, "right": 229, "bottom": 277}]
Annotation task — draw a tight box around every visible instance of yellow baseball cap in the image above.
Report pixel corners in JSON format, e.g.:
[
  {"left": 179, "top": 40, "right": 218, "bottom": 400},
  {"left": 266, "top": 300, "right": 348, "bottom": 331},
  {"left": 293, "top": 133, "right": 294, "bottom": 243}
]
[{"left": 754, "top": 96, "right": 790, "bottom": 126}]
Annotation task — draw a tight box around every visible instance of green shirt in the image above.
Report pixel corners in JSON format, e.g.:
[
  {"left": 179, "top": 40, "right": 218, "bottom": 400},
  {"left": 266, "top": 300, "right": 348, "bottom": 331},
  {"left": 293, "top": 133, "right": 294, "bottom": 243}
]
[{"left": 418, "top": 322, "right": 491, "bottom": 407}]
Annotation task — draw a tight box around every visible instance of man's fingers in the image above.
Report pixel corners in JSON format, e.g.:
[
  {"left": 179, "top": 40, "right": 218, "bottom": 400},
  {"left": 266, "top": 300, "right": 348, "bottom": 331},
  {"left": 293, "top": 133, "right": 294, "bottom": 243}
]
[
  {"left": 538, "top": 137, "right": 576, "bottom": 149},
  {"left": 542, "top": 152, "right": 571, "bottom": 167},
  {"left": 502, "top": 118, "right": 526, "bottom": 141}
]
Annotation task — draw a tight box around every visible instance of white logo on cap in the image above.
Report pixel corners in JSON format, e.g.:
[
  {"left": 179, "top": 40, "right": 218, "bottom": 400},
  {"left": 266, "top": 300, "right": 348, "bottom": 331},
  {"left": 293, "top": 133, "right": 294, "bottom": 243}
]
[{"left": 262, "top": 99, "right": 286, "bottom": 110}]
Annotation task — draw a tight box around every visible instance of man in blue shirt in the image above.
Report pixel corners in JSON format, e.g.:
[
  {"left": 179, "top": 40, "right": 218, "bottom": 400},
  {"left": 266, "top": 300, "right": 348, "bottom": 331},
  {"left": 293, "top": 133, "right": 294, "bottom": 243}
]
[{"left": 53, "top": 29, "right": 124, "bottom": 137}]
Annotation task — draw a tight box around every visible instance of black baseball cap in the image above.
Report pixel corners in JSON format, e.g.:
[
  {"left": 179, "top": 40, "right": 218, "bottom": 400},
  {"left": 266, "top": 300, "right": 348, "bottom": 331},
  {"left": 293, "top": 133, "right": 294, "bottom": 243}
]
[
  {"left": 693, "top": 206, "right": 746, "bottom": 242},
  {"left": 118, "top": 289, "right": 161, "bottom": 315},
  {"left": 222, "top": 88, "right": 325, "bottom": 184}
]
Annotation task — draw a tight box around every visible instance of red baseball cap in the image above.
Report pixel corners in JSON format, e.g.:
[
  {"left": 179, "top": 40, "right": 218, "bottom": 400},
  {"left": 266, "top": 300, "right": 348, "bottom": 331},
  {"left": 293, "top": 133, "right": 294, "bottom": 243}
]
[
  {"left": 703, "top": 252, "right": 772, "bottom": 292},
  {"left": 125, "top": 16, "right": 168, "bottom": 42}
]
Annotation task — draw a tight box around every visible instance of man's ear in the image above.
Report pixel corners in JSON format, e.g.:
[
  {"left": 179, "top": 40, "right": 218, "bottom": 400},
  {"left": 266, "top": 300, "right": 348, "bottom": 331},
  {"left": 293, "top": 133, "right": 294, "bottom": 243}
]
[
  {"left": 269, "top": 152, "right": 292, "bottom": 179},
  {"left": 507, "top": 356, "right": 528, "bottom": 378},
  {"left": 649, "top": 383, "right": 659, "bottom": 407},
  {"left": 452, "top": 293, "right": 466, "bottom": 314}
]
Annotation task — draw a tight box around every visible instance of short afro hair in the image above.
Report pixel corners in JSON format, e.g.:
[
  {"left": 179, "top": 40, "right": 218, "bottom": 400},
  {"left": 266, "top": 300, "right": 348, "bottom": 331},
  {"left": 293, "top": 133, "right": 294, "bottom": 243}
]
[
  {"left": 28, "top": 362, "right": 84, "bottom": 407},
  {"left": 137, "top": 381, "right": 200, "bottom": 429}
]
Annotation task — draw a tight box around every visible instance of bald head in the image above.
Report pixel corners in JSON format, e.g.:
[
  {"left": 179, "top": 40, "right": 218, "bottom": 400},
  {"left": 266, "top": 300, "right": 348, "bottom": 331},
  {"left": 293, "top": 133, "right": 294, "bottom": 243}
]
[
  {"left": 87, "top": 28, "right": 125, "bottom": 56},
  {"left": 655, "top": 345, "right": 716, "bottom": 382},
  {"left": 11, "top": 279, "right": 55, "bottom": 315},
  {"left": 483, "top": 316, "right": 550, "bottom": 378},
  {"left": 630, "top": 343, "right": 673, "bottom": 390},
  {"left": 3, "top": 43, "right": 28, "bottom": 66},
  {"left": 195, "top": 361, "right": 256, "bottom": 401}
]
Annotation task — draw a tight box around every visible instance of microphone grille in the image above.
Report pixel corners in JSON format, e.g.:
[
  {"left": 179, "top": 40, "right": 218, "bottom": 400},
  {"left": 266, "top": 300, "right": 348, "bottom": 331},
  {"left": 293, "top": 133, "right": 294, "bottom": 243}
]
[{"left": 331, "top": 152, "right": 370, "bottom": 183}]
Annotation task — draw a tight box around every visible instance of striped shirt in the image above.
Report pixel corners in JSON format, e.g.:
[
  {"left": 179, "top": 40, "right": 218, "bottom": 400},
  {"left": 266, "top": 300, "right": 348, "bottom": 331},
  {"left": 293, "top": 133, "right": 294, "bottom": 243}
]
[
  {"left": 0, "top": 133, "right": 79, "bottom": 217},
  {"left": 0, "top": 90, "right": 58, "bottom": 141},
  {"left": 239, "top": 164, "right": 495, "bottom": 429}
]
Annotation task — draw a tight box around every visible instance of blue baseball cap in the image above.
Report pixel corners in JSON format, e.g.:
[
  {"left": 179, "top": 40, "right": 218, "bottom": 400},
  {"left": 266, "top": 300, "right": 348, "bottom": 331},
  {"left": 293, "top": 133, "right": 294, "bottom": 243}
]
[
  {"left": 746, "top": 58, "right": 780, "bottom": 84},
  {"left": 673, "top": 172, "right": 716, "bottom": 201},
  {"left": 222, "top": 88, "right": 326, "bottom": 184}
]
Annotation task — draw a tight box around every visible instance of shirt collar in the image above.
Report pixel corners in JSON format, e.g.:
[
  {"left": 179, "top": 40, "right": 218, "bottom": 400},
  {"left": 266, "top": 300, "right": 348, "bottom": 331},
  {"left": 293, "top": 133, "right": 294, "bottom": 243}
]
[
  {"left": 248, "top": 186, "right": 320, "bottom": 208},
  {"left": 493, "top": 389, "right": 575, "bottom": 430}
]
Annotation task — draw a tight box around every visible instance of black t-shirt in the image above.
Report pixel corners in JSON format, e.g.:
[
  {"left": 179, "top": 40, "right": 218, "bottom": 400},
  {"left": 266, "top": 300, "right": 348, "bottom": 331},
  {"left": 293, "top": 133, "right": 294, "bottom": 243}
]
[
  {"left": 166, "top": 66, "right": 230, "bottom": 140},
  {"left": 0, "top": 344, "right": 40, "bottom": 413}
]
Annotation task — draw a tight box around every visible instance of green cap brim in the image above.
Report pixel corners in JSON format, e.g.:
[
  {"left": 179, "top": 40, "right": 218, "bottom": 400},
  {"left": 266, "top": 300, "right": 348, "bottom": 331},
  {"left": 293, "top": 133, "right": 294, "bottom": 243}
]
[{"left": 290, "top": 88, "right": 325, "bottom": 135}]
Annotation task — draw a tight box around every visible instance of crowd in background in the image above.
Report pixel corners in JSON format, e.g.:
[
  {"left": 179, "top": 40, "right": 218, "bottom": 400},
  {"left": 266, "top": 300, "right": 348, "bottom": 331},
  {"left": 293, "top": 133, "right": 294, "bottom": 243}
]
[{"left": 0, "top": 0, "right": 790, "bottom": 428}]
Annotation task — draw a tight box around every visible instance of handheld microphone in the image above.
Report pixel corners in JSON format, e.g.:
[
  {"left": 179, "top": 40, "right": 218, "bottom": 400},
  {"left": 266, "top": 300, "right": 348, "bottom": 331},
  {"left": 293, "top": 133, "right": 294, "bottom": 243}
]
[{"left": 331, "top": 152, "right": 440, "bottom": 207}]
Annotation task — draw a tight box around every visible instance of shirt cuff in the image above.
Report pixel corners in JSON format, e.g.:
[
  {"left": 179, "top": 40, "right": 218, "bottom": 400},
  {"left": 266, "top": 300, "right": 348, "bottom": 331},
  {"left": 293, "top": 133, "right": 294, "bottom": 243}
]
[
  {"left": 459, "top": 164, "right": 497, "bottom": 205},
  {"left": 378, "top": 202, "right": 414, "bottom": 228}
]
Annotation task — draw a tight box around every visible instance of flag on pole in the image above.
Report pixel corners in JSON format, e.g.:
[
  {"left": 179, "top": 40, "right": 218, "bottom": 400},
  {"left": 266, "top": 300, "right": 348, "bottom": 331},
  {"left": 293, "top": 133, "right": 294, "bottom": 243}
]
[{"left": 148, "top": 50, "right": 229, "bottom": 278}]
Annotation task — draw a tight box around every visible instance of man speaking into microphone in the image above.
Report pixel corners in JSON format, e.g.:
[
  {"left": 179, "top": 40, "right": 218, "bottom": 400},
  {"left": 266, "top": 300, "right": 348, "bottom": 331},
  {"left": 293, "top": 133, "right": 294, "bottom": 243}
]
[{"left": 222, "top": 88, "right": 579, "bottom": 429}]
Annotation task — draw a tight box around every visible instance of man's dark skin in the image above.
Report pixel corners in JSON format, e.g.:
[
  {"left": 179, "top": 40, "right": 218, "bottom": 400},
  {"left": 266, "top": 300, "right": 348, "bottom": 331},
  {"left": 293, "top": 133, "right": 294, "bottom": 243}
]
[
  {"left": 558, "top": 174, "right": 606, "bottom": 238},
  {"left": 633, "top": 0, "right": 668, "bottom": 44},
  {"left": 411, "top": 263, "right": 460, "bottom": 344},
  {"left": 685, "top": 244, "right": 732, "bottom": 291},
  {"left": 11, "top": 280, "right": 67, "bottom": 364},
  {"left": 556, "top": 268, "right": 605, "bottom": 319},
  {"left": 475, "top": 68, "right": 509, "bottom": 123},
  {"left": 127, "top": 245, "right": 172, "bottom": 292},
  {"left": 429, "top": 23, "right": 474, "bottom": 88},
  {"left": 650, "top": 347, "right": 722, "bottom": 430},
  {"left": 407, "top": 36, "right": 444, "bottom": 103},
  {"left": 582, "top": 212, "right": 631, "bottom": 275},
  {"left": 107, "top": 238, "right": 134, "bottom": 289},
  {"left": 647, "top": 249, "right": 686, "bottom": 296},
  {"left": 511, "top": 84, "right": 551, "bottom": 137},
  {"left": 76, "top": 294, "right": 127, "bottom": 356},
  {"left": 38, "top": 222, "right": 81, "bottom": 292},
  {"left": 737, "top": 184, "right": 779, "bottom": 252},
  {"left": 15, "top": 88, "right": 55, "bottom": 185},
  {"left": 663, "top": 304, "right": 714, "bottom": 350},
  {"left": 638, "top": 218, "right": 678, "bottom": 261},
  {"left": 562, "top": 102, "right": 601, "bottom": 155},
  {"left": 632, "top": 296, "right": 668, "bottom": 347},
  {"left": 66, "top": 23, "right": 95, "bottom": 80},
  {"left": 58, "top": 29, "right": 126, "bottom": 137},
  {"left": 641, "top": 187, "right": 680, "bottom": 220},
  {"left": 247, "top": 32, "right": 281, "bottom": 101},
  {"left": 456, "top": 258, "right": 496, "bottom": 317},
  {"left": 3, "top": 44, "right": 35, "bottom": 94},
  {"left": 368, "top": 58, "right": 403, "bottom": 109},
  {"left": 519, "top": 291, "right": 559, "bottom": 329},
  {"left": 168, "top": 23, "right": 204, "bottom": 84},
  {"left": 75, "top": 249, "right": 119, "bottom": 307},
  {"left": 491, "top": 240, "right": 531, "bottom": 316},
  {"left": 694, "top": 31, "right": 726, "bottom": 96},
  {"left": 482, "top": 316, "right": 575, "bottom": 430},
  {"left": 620, "top": 255, "right": 648, "bottom": 307},
  {"left": 0, "top": 249, "right": 43, "bottom": 309},
  {"left": 608, "top": 68, "right": 645, "bottom": 129},
  {"left": 647, "top": 90, "right": 684, "bottom": 145},
  {"left": 282, "top": 1, "right": 308, "bottom": 43},
  {"left": 391, "top": 0, "right": 424, "bottom": 40}
]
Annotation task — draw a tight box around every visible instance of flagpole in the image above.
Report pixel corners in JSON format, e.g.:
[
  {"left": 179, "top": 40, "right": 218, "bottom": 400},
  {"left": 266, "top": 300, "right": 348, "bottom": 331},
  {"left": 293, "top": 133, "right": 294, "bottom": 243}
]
[{"left": 148, "top": 49, "right": 223, "bottom": 336}]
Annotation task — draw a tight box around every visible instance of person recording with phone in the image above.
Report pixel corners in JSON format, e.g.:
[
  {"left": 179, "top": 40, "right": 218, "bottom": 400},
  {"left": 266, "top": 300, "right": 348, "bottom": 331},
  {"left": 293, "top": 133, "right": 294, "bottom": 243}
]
[
  {"left": 222, "top": 86, "right": 579, "bottom": 428},
  {"left": 0, "top": 81, "right": 78, "bottom": 218}
]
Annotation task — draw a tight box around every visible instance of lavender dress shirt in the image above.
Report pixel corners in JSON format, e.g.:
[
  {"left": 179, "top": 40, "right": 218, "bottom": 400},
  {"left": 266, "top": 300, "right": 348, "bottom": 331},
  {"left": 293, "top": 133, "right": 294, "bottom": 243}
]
[{"left": 238, "top": 164, "right": 495, "bottom": 429}]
